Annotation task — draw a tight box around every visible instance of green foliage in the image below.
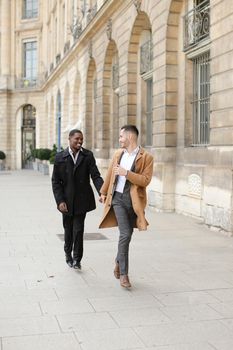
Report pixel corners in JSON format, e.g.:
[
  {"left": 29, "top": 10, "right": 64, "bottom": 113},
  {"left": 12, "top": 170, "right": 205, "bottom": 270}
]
[
  {"left": 49, "top": 144, "right": 64, "bottom": 164},
  {"left": 31, "top": 148, "right": 38, "bottom": 159},
  {"left": 0, "top": 151, "right": 6, "bottom": 160},
  {"left": 49, "top": 144, "right": 58, "bottom": 164},
  {"left": 37, "top": 148, "right": 52, "bottom": 161},
  {"left": 31, "top": 148, "right": 52, "bottom": 161}
]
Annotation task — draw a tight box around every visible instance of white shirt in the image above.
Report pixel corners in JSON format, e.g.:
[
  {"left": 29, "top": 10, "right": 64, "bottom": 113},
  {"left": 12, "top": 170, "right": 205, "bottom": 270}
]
[
  {"left": 115, "top": 146, "right": 139, "bottom": 193},
  {"left": 68, "top": 146, "right": 80, "bottom": 164}
]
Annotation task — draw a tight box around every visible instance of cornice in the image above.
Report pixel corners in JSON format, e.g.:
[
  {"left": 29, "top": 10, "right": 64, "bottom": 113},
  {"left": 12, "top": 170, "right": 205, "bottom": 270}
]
[{"left": 41, "top": 0, "right": 127, "bottom": 90}]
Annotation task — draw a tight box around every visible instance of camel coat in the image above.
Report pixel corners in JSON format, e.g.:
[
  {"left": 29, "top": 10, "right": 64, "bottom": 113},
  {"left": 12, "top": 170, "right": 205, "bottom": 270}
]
[{"left": 99, "top": 147, "right": 153, "bottom": 231}]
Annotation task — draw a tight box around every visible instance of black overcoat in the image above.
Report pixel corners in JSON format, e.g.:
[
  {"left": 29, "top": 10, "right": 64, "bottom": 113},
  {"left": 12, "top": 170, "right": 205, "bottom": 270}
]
[{"left": 52, "top": 147, "right": 103, "bottom": 215}]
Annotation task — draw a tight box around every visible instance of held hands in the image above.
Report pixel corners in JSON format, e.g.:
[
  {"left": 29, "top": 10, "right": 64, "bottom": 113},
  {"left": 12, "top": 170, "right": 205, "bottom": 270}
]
[
  {"left": 58, "top": 202, "right": 68, "bottom": 213},
  {"left": 99, "top": 194, "right": 106, "bottom": 204},
  {"left": 99, "top": 165, "right": 128, "bottom": 204},
  {"left": 114, "top": 164, "right": 127, "bottom": 176}
]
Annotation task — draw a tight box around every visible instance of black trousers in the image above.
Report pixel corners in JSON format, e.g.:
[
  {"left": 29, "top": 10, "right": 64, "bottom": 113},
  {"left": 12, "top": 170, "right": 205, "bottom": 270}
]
[{"left": 62, "top": 213, "right": 86, "bottom": 262}]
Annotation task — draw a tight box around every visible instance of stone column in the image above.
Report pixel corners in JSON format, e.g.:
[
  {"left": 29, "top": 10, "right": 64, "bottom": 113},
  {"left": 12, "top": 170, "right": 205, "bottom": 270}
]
[
  {"left": 0, "top": 0, "right": 11, "bottom": 169},
  {"left": 1, "top": 0, "right": 11, "bottom": 78}
]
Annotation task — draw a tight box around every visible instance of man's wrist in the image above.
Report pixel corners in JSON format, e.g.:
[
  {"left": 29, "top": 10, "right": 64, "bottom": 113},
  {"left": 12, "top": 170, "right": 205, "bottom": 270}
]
[{"left": 125, "top": 170, "right": 129, "bottom": 177}]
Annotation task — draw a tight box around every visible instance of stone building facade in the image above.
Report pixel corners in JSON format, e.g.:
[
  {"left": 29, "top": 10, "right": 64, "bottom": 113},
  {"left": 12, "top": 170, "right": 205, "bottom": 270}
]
[{"left": 0, "top": 0, "right": 233, "bottom": 233}]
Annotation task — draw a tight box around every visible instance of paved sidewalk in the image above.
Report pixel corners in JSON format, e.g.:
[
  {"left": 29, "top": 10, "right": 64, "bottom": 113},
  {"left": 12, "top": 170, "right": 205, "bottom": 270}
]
[{"left": 1, "top": 170, "right": 233, "bottom": 349}]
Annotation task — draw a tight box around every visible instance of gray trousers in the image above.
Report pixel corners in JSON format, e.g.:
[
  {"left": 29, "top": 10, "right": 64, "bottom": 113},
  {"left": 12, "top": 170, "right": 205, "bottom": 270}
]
[{"left": 112, "top": 191, "right": 137, "bottom": 275}]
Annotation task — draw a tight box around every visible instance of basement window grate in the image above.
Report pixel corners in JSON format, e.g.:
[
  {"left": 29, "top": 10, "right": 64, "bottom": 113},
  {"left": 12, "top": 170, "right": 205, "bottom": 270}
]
[{"left": 57, "top": 232, "right": 108, "bottom": 241}]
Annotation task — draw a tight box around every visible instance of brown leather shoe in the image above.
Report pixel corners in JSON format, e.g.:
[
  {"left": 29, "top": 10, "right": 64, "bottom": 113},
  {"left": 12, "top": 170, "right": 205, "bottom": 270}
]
[
  {"left": 114, "top": 262, "right": 120, "bottom": 279},
  {"left": 120, "top": 275, "right": 131, "bottom": 288}
]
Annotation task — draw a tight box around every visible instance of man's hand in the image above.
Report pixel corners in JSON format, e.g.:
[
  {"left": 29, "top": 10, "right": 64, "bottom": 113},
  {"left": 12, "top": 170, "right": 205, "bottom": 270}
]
[
  {"left": 99, "top": 194, "right": 106, "bottom": 203},
  {"left": 58, "top": 202, "right": 68, "bottom": 213},
  {"left": 114, "top": 164, "right": 127, "bottom": 176}
]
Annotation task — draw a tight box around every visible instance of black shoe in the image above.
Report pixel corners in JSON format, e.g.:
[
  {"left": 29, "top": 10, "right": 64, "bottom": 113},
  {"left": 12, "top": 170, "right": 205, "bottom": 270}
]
[
  {"left": 66, "top": 255, "right": 73, "bottom": 268},
  {"left": 66, "top": 260, "right": 73, "bottom": 268},
  {"left": 73, "top": 260, "right": 81, "bottom": 269}
]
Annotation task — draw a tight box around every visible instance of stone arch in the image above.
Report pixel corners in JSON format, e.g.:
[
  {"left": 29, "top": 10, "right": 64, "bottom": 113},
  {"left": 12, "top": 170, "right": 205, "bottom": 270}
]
[
  {"left": 103, "top": 40, "right": 119, "bottom": 151},
  {"left": 86, "top": 58, "right": 96, "bottom": 149},
  {"left": 127, "top": 12, "right": 152, "bottom": 138},
  {"left": 15, "top": 103, "right": 36, "bottom": 169}
]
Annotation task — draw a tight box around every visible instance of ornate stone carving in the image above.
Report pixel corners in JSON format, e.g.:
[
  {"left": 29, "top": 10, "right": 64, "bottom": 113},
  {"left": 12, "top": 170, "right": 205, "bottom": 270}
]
[
  {"left": 56, "top": 53, "right": 61, "bottom": 64},
  {"left": 188, "top": 174, "right": 202, "bottom": 197},
  {"left": 106, "top": 18, "right": 112, "bottom": 40},
  {"left": 133, "top": 0, "right": 142, "bottom": 13},
  {"left": 70, "top": 17, "right": 82, "bottom": 40},
  {"left": 63, "top": 40, "right": 70, "bottom": 54}
]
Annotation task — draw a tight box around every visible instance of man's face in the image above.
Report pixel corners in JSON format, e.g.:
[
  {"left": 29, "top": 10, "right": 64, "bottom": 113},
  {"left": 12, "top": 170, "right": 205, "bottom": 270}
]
[
  {"left": 119, "top": 129, "right": 130, "bottom": 149},
  {"left": 69, "top": 132, "right": 83, "bottom": 151}
]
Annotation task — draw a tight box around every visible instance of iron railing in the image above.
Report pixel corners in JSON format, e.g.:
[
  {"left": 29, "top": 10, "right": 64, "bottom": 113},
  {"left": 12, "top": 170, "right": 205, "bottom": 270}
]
[
  {"left": 140, "top": 39, "right": 153, "bottom": 75},
  {"left": 183, "top": 0, "right": 210, "bottom": 51},
  {"left": 15, "top": 76, "right": 43, "bottom": 89}
]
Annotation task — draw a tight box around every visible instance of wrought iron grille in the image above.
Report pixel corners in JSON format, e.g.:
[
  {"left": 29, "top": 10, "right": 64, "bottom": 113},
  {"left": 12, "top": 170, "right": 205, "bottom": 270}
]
[
  {"left": 192, "top": 51, "right": 210, "bottom": 145},
  {"left": 23, "top": 105, "right": 36, "bottom": 127},
  {"left": 112, "top": 63, "right": 119, "bottom": 90},
  {"left": 183, "top": 0, "right": 210, "bottom": 51},
  {"left": 93, "top": 78, "right": 97, "bottom": 100},
  {"left": 140, "top": 39, "right": 153, "bottom": 75},
  {"left": 15, "top": 77, "right": 41, "bottom": 89}
]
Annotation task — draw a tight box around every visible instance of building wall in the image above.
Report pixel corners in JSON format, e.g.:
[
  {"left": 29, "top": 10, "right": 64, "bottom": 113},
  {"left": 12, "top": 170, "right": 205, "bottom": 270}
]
[{"left": 0, "top": 0, "right": 233, "bottom": 233}]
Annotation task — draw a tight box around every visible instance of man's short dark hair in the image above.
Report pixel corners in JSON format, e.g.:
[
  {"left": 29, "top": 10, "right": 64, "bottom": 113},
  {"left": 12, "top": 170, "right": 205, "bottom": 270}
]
[
  {"left": 69, "top": 129, "right": 83, "bottom": 137},
  {"left": 121, "top": 125, "right": 139, "bottom": 137}
]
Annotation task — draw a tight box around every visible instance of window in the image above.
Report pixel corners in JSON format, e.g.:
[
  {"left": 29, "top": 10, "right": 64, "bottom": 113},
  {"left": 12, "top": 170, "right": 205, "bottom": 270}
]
[
  {"left": 192, "top": 51, "right": 210, "bottom": 145},
  {"left": 23, "top": 0, "right": 38, "bottom": 19},
  {"left": 140, "top": 31, "right": 153, "bottom": 146},
  {"left": 23, "top": 41, "right": 37, "bottom": 82},
  {"left": 56, "top": 90, "right": 62, "bottom": 151}
]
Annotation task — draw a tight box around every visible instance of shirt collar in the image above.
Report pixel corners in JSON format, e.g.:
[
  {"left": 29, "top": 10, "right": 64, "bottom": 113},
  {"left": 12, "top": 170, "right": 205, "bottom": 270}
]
[
  {"left": 68, "top": 146, "right": 82, "bottom": 155},
  {"left": 123, "top": 146, "right": 139, "bottom": 155}
]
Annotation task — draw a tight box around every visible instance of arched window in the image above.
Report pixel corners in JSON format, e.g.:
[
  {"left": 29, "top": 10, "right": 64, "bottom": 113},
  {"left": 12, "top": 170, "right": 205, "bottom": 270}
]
[{"left": 140, "top": 30, "right": 153, "bottom": 146}]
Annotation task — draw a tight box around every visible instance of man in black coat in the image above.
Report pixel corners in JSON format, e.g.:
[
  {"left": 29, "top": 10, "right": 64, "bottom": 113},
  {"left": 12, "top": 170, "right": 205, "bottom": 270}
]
[{"left": 52, "top": 129, "right": 103, "bottom": 269}]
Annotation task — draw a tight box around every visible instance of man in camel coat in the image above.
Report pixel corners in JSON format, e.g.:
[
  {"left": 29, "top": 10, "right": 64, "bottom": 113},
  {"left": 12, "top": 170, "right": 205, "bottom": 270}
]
[{"left": 99, "top": 125, "right": 153, "bottom": 288}]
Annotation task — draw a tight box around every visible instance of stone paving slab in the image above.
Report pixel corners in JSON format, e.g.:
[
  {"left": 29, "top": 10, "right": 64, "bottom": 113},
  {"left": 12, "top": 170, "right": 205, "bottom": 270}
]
[{"left": 1, "top": 170, "right": 233, "bottom": 349}]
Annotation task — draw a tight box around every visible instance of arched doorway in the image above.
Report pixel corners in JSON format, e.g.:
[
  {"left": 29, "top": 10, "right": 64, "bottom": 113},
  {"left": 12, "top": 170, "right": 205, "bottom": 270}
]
[{"left": 21, "top": 104, "right": 36, "bottom": 168}]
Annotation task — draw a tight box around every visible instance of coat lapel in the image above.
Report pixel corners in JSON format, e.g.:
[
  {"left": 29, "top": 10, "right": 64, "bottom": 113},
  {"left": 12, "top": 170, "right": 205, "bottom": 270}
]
[
  {"left": 73, "top": 149, "right": 85, "bottom": 173},
  {"left": 135, "top": 147, "right": 143, "bottom": 162}
]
